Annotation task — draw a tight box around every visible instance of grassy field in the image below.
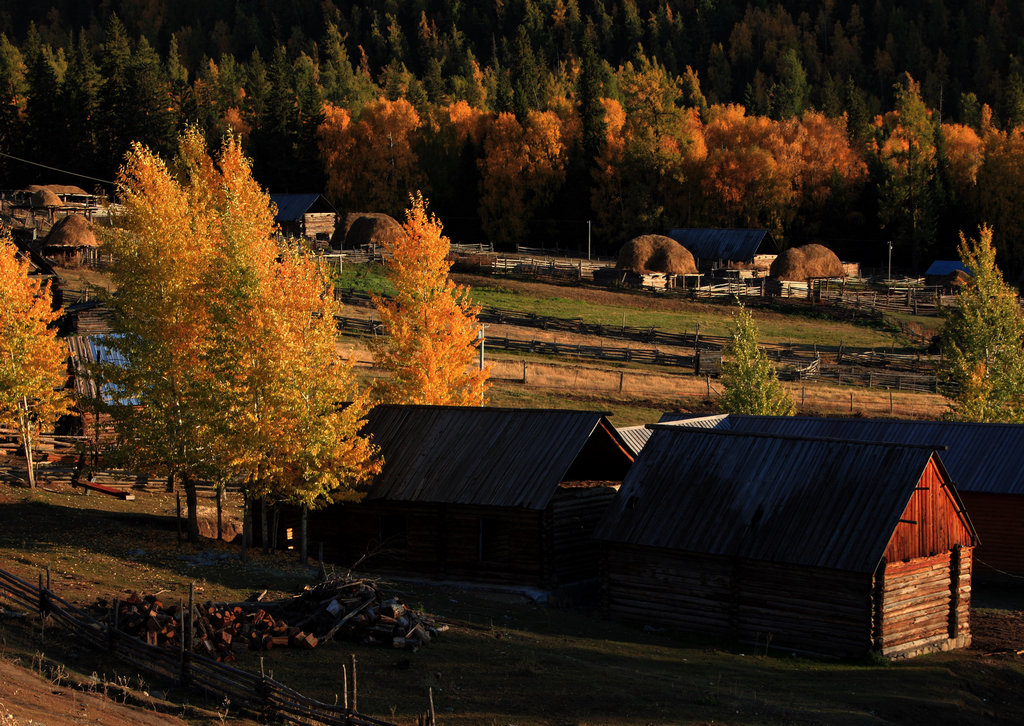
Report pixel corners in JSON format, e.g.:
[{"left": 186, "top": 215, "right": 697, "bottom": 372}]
[
  {"left": 336, "top": 263, "right": 939, "bottom": 351},
  {"left": 2, "top": 482, "right": 1023, "bottom": 726}
]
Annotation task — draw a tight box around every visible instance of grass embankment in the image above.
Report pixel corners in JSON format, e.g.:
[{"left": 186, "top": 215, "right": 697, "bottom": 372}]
[{"left": 2, "top": 482, "right": 1024, "bottom": 725}]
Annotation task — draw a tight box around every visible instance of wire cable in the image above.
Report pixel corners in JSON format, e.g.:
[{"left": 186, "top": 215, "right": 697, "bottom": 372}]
[{"left": 0, "top": 150, "right": 115, "bottom": 186}]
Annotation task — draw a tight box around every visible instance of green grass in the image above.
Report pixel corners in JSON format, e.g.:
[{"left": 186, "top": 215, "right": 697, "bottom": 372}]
[{"left": 334, "top": 263, "right": 936, "bottom": 351}]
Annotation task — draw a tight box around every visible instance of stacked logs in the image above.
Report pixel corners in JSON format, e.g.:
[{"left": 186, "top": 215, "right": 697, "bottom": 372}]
[{"left": 91, "top": 578, "right": 443, "bottom": 661}]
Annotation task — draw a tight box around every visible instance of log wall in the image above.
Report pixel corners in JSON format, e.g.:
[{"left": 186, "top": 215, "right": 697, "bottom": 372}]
[
  {"left": 544, "top": 486, "right": 617, "bottom": 585},
  {"left": 959, "top": 492, "right": 1024, "bottom": 578},
  {"left": 604, "top": 544, "right": 875, "bottom": 658},
  {"left": 873, "top": 547, "right": 972, "bottom": 658}
]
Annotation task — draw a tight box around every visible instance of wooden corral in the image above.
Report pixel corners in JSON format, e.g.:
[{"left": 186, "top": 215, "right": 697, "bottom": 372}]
[
  {"left": 658, "top": 414, "right": 1024, "bottom": 580},
  {"left": 256, "top": 406, "right": 634, "bottom": 590},
  {"left": 596, "top": 427, "right": 976, "bottom": 659}
]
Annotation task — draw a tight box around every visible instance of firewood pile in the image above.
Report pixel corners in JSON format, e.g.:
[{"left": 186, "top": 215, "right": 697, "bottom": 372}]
[{"left": 90, "top": 578, "right": 444, "bottom": 661}]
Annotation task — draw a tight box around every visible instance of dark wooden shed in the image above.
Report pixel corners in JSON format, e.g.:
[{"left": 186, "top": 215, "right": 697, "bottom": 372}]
[
  {"left": 266, "top": 405, "right": 634, "bottom": 589},
  {"left": 666, "top": 228, "right": 777, "bottom": 271},
  {"left": 596, "top": 427, "right": 976, "bottom": 659},
  {"left": 269, "top": 193, "right": 337, "bottom": 241},
  {"left": 660, "top": 413, "right": 1024, "bottom": 580}
]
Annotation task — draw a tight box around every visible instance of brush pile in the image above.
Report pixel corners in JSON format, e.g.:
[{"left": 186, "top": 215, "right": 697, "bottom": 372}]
[{"left": 90, "top": 577, "right": 443, "bottom": 662}]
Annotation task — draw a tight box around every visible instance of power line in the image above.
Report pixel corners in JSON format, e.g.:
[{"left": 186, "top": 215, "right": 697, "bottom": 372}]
[{"left": 0, "top": 150, "right": 115, "bottom": 186}]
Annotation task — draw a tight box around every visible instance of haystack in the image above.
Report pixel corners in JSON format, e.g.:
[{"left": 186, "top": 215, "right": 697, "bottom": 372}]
[
  {"left": 769, "top": 243, "right": 844, "bottom": 281},
  {"left": 616, "top": 234, "right": 697, "bottom": 274},
  {"left": 29, "top": 189, "right": 63, "bottom": 208},
  {"left": 341, "top": 212, "right": 405, "bottom": 250},
  {"left": 45, "top": 214, "right": 98, "bottom": 249},
  {"left": 27, "top": 184, "right": 88, "bottom": 196}
]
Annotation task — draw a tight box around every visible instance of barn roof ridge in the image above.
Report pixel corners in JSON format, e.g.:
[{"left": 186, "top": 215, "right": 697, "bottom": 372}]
[
  {"left": 645, "top": 423, "right": 948, "bottom": 451},
  {"left": 372, "top": 403, "right": 614, "bottom": 416}
]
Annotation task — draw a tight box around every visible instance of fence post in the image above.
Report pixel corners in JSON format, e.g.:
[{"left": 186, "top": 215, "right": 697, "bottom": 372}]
[
  {"left": 350, "top": 654, "right": 358, "bottom": 713},
  {"left": 342, "top": 663, "right": 349, "bottom": 711},
  {"left": 110, "top": 597, "right": 119, "bottom": 652}
]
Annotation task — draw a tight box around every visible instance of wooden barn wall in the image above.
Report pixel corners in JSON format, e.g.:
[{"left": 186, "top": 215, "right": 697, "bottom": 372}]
[
  {"left": 544, "top": 486, "right": 617, "bottom": 585},
  {"left": 883, "top": 459, "right": 974, "bottom": 563},
  {"left": 959, "top": 492, "right": 1024, "bottom": 577},
  {"left": 604, "top": 544, "right": 874, "bottom": 658},
  {"left": 300, "top": 501, "right": 547, "bottom": 586},
  {"left": 302, "top": 212, "right": 336, "bottom": 237},
  {"left": 873, "top": 548, "right": 972, "bottom": 658}
]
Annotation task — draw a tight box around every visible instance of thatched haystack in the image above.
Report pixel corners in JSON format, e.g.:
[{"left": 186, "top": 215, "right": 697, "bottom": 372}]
[
  {"left": 616, "top": 234, "right": 697, "bottom": 274},
  {"left": 341, "top": 212, "right": 405, "bottom": 250},
  {"left": 769, "top": 243, "right": 844, "bottom": 281},
  {"left": 29, "top": 188, "right": 63, "bottom": 208},
  {"left": 26, "top": 184, "right": 89, "bottom": 196},
  {"left": 45, "top": 214, "right": 98, "bottom": 249},
  {"left": 948, "top": 269, "right": 971, "bottom": 287}
]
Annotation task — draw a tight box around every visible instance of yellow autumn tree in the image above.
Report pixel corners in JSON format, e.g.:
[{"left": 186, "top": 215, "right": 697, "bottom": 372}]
[
  {"left": 104, "top": 130, "right": 380, "bottom": 545},
  {"left": 371, "top": 192, "right": 490, "bottom": 405},
  {"left": 0, "top": 229, "right": 71, "bottom": 488}
]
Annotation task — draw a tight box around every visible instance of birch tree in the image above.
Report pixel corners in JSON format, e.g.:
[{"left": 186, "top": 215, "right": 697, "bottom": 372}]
[
  {"left": 0, "top": 229, "right": 71, "bottom": 488},
  {"left": 720, "top": 302, "right": 795, "bottom": 416}
]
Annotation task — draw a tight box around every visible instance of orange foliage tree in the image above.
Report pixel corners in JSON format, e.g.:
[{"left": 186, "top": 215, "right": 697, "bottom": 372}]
[
  {"left": 478, "top": 110, "right": 567, "bottom": 247},
  {"left": 0, "top": 228, "right": 70, "bottom": 488},
  {"left": 976, "top": 127, "right": 1024, "bottom": 276},
  {"left": 371, "top": 192, "right": 490, "bottom": 405},
  {"left": 318, "top": 97, "right": 423, "bottom": 217}
]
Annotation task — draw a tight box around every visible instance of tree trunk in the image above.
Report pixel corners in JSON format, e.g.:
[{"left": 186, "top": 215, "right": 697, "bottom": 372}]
[
  {"left": 166, "top": 471, "right": 175, "bottom": 493},
  {"left": 181, "top": 471, "right": 200, "bottom": 543},
  {"left": 215, "top": 485, "right": 223, "bottom": 541},
  {"left": 18, "top": 398, "right": 36, "bottom": 489},
  {"left": 260, "top": 496, "right": 269, "bottom": 554},
  {"left": 299, "top": 507, "right": 308, "bottom": 564},
  {"left": 240, "top": 496, "right": 249, "bottom": 562}
]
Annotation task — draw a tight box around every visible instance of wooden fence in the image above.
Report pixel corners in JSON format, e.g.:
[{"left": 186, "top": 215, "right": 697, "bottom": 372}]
[{"left": 0, "top": 566, "right": 405, "bottom": 726}]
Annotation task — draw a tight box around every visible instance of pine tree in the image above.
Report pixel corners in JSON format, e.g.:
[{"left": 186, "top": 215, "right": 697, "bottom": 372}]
[
  {"left": 720, "top": 302, "right": 795, "bottom": 416},
  {"left": 0, "top": 229, "right": 71, "bottom": 488},
  {"left": 941, "top": 226, "right": 1024, "bottom": 422},
  {"left": 371, "top": 192, "right": 490, "bottom": 405}
]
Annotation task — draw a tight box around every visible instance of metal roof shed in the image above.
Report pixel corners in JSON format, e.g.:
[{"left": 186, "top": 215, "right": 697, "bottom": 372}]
[
  {"left": 596, "top": 427, "right": 976, "bottom": 658},
  {"left": 269, "top": 193, "right": 337, "bottom": 240},
  {"left": 286, "top": 405, "right": 635, "bottom": 589},
  {"left": 659, "top": 413, "right": 1024, "bottom": 577},
  {"left": 666, "top": 228, "right": 777, "bottom": 269}
]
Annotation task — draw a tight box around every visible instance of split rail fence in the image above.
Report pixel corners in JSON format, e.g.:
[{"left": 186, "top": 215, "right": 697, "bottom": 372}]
[{"left": 0, "top": 566, "right": 405, "bottom": 726}]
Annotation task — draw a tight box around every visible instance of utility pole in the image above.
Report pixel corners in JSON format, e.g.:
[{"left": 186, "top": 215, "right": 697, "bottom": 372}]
[
  {"left": 587, "top": 220, "right": 592, "bottom": 261},
  {"left": 478, "top": 325, "right": 487, "bottom": 407},
  {"left": 887, "top": 240, "right": 893, "bottom": 282}
]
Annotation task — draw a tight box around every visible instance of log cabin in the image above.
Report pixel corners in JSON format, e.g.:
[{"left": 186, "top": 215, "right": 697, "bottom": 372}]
[
  {"left": 659, "top": 413, "right": 1024, "bottom": 580},
  {"left": 596, "top": 426, "right": 976, "bottom": 659},
  {"left": 261, "top": 405, "right": 635, "bottom": 590},
  {"left": 269, "top": 193, "right": 337, "bottom": 242}
]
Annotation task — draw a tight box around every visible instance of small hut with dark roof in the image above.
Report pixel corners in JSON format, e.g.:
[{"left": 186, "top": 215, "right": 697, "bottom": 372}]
[
  {"left": 596, "top": 426, "right": 976, "bottom": 658},
  {"left": 256, "top": 405, "right": 635, "bottom": 589}
]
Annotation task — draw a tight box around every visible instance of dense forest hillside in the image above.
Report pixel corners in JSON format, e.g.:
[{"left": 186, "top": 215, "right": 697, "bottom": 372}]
[{"left": 2, "top": 1, "right": 1024, "bottom": 273}]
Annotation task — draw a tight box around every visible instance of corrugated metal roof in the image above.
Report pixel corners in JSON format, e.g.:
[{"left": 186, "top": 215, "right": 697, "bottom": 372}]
[
  {"left": 595, "top": 427, "right": 948, "bottom": 573},
  {"left": 269, "top": 193, "right": 335, "bottom": 222},
  {"left": 616, "top": 425, "right": 653, "bottom": 456},
  {"left": 362, "top": 405, "right": 628, "bottom": 509},
  {"left": 658, "top": 413, "right": 1024, "bottom": 495},
  {"left": 925, "top": 260, "right": 970, "bottom": 276},
  {"left": 66, "top": 334, "right": 139, "bottom": 405},
  {"left": 666, "top": 228, "right": 774, "bottom": 262}
]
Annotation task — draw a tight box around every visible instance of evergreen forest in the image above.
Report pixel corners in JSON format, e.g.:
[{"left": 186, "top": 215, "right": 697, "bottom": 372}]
[{"left": 3, "top": 1, "right": 1024, "bottom": 274}]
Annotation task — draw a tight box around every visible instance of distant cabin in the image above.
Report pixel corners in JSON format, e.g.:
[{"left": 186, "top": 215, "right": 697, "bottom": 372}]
[
  {"left": 596, "top": 427, "right": 976, "bottom": 659},
  {"left": 269, "top": 193, "right": 337, "bottom": 242},
  {"left": 257, "top": 405, "right": 635, "bottom": 590},
  {"left": 666, "top": 228, "right": 777, "bottom": 272},
  {"left": 659, "top": 413, "right": 1024, "bottom": 580}
]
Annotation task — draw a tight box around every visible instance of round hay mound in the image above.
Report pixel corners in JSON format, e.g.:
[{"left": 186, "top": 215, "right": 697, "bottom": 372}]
[
  {"left": 948, "top": 269, "right": 971, "bottom": 287},
  {"left": 29, "top": 189, "right": 63, "bottom": 208},
  {"left": 46, "top": 214, "right": 97, "bottom": 248},
  {"left": 26, "top": 184, "right": 88, "bottom": 196},
  {"left": 341, "top": 212, "right": 405, "bottom": 250},
  {"left": 616, "top": 234, "right": 697, "bottom": 274},
  {"left": 770, "top": 243, "right": 844, "bottom": 281}
]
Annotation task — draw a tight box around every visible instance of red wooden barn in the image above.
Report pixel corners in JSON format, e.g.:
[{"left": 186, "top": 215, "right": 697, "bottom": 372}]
[
  {"left": 659, "top": 414, "right": 1024, "bottom": 579},
  {"left": 596, "top": 426, "right": 976, "bottom": 659},
  {"left": 263, "top": 405, "right": 635, "bottom": 590}
]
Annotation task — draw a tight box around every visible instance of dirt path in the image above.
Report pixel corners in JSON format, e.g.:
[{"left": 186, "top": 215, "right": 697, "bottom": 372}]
[{"left": 0, "top": 658, "right": 189, "bottom": 726}]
